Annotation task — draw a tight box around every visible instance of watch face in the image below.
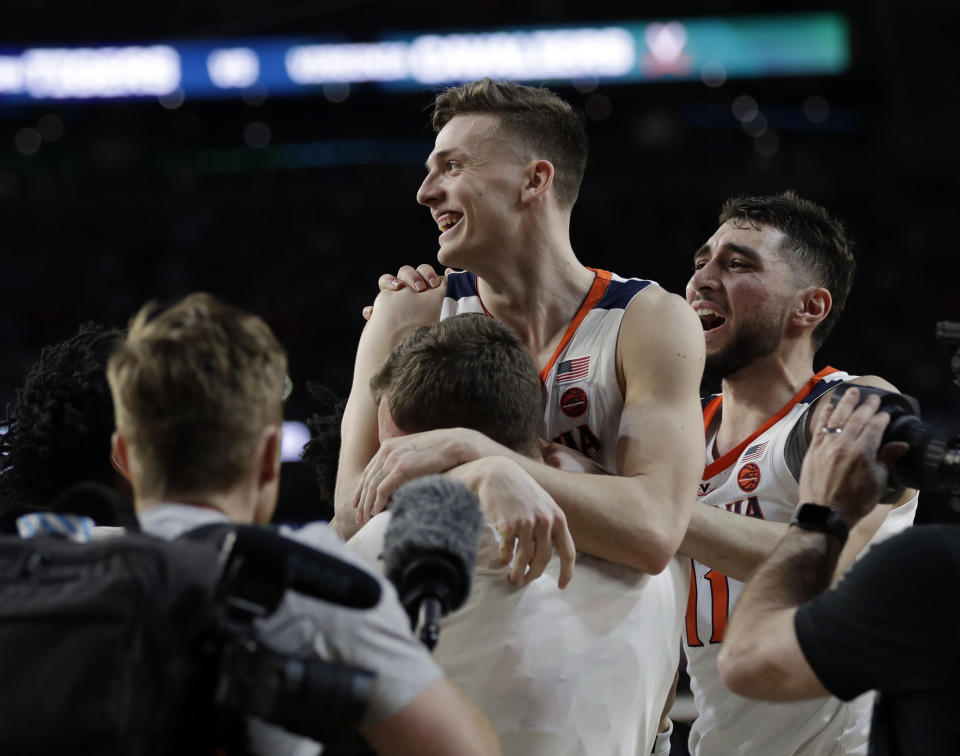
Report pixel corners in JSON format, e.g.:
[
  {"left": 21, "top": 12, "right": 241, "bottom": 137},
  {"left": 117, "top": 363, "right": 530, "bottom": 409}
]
[
  {"left": 792, "top": 503, "right": 848, "bottom": 544},
  {"left": 798, "top": 504, "right": 831, "bottom": 526}
]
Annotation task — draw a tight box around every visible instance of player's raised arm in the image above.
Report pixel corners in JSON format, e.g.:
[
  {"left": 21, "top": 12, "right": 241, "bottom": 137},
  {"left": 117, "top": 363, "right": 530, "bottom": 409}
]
[{"left": 335, "top": 284, "right": 446, "bottom": 538}]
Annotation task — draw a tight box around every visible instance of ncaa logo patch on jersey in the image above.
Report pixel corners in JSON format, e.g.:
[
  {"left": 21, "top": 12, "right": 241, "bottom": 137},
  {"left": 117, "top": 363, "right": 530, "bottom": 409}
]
[
  {"left": 737, "top": 463, "right": 761, "bottom": 492},
  {"left": 559, "top": 387, "right": 588, "bottom": 417}
]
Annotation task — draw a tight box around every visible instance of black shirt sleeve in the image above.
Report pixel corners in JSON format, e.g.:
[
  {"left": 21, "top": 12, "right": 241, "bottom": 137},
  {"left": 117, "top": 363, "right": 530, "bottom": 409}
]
[{"left": 794, "top": 525, "right": 960, "bottom": 701}]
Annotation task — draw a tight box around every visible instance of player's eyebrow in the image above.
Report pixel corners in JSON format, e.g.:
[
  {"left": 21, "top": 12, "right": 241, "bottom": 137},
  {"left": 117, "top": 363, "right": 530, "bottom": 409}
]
[
  {"left": 425, "top": 147, "right": 467, "bottom": 170},
  {"left": 693, "top": 242, "right": 762, "bottom": 263},
  {"left": 425, "top": 148, "right": 450, "bottom": 170}
]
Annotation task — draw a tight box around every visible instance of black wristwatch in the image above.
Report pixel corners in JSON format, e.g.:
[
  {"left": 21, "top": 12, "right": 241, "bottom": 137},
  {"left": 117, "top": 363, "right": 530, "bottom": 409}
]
[{"left": 790, "top": 503, "right": 849, "bottom": 546}]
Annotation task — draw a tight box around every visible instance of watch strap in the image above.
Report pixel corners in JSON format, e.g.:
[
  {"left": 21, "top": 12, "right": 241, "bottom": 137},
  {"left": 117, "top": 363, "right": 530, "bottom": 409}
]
[{"left": 790, "top": 503, "right": 849, "bottom": 545}]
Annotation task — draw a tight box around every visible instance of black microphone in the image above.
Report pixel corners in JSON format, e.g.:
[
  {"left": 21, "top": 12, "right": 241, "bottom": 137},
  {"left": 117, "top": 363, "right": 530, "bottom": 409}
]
[
  {"left": 382, "top": 475, "right": 482, "bottom": 650},
  {"left": 182, "top": 523, "right": 382, "bottom": 613}
]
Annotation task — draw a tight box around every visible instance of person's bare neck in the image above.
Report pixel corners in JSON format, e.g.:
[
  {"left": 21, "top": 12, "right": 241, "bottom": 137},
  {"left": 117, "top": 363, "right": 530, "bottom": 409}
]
[
  {"left": 135, "top": 485, "right": 257, "bottom": 524},
  {"left": 714, "top": 339, "right": 817, "bottom": 457},
  {"left": 472, "top": 222, "right": 594, "bottom": 362}
]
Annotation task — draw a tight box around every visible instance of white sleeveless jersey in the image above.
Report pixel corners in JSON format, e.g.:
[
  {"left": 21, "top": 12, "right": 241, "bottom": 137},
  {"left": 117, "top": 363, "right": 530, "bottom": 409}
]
[
  {"left": 685, "top": 367, "right": 918, "bottom": 756},
  {"left": 349, "top": 510, "right": 689, "bottom": 756},
  {"left": 438, "top": 268, "right": 690, "bottom": 754},
  {"left": 441, "top": 268, "right": 656, "bottom": 473}
]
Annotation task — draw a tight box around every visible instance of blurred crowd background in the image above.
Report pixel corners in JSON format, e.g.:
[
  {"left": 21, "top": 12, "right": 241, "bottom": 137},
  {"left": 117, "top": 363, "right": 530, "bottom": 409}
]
[{"left": 2, "top": 0, "right": 958, "bottom": 521}]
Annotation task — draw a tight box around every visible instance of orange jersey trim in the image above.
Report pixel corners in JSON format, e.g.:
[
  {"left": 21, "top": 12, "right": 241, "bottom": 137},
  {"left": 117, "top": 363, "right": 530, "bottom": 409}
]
[
  {"left": 701, "top": 365, "right": 838, "bottom": 480},
  {"left": 538, "top": 268, "right": 613, "bottom": 384}
]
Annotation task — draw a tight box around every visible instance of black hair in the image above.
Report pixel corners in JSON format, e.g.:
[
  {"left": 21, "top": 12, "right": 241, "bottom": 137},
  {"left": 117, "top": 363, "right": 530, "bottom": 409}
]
[{"left": 0, "top": 323, "right": 124, "bottom": 516}]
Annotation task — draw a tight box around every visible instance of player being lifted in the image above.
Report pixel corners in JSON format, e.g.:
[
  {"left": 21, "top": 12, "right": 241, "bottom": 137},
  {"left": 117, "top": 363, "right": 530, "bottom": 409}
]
[{"left": 336, "top": 79, "right": 704, "bottom": 755}]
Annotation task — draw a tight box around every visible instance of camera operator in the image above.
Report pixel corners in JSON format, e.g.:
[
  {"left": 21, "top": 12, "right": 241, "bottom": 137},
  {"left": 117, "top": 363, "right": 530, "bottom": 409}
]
[
  {"left": 718, "top": 386, "right": 960, "bottom": 754},
  {"left": 107, "top": 293, "right": 500, "bottom": 756}
]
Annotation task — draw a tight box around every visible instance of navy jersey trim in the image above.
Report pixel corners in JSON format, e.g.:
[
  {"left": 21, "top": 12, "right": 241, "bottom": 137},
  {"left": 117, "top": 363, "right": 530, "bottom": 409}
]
[
  {"left": 595, "top": 278, "right": 653, "bottom": 311},
  {"left": 445, "top": 271, "right": 479, "bottom": 300},
  {"left": 800, "top": 374, "right": 847, "bottom": 406}
]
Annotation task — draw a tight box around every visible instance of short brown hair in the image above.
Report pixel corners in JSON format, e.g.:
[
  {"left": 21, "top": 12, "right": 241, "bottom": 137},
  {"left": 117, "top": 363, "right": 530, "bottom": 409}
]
[
  {"left": 432, "top": 78, "right": 588, "bottom": 209},
  {"left": 719, "top": 191, "right": 856, "bottom": 347},
  {"left": 370, "top": 314, "right": 542, "bottom": 457},
  {"left": 107, "top": 293, "right": 287, "bottom": 499}
]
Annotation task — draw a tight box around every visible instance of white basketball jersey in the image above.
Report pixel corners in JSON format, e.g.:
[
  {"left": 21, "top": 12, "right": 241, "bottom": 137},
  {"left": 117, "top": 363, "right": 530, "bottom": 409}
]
[
  {"left": 442, "top": 268, "right": 656, "bottom": 473},
  {"left": 438, "top": 267, "right": 688, "bottom": 753},
  {"left": 349, "top": 511, "right": 688, "bottom": 756},
  {"left": 685, "top": 367, "right": 917, "bottom": 756}
]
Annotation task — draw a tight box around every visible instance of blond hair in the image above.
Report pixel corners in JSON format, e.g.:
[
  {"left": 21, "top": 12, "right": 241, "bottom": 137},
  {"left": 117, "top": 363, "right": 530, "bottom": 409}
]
[
  {"left": 107, "top": 293, "right": 286, "bottom": 499},
  {"left": 432, "top": 78, "right": 588, "bottom": 209}
]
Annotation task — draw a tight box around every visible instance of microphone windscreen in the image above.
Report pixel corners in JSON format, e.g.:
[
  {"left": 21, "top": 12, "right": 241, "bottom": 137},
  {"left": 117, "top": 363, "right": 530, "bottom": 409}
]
[{"left": 382, "top": 475, "right": 483, "bottom": 603}]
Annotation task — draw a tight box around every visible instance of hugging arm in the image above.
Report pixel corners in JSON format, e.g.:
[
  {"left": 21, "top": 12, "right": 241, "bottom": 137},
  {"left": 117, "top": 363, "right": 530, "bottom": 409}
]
[{"left": 358, "top": 288, "right": 705, "bottom": 573}]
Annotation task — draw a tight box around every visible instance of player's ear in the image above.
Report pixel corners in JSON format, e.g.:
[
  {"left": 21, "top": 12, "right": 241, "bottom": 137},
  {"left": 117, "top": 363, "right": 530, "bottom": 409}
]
[
  {"left": 258, "top": 425, "right": 282, "bottom": 487},
  {"left": 110, "top": 431, "right": 132, "bottom": 481},
  {"left": 791, "top": 286, "right": 831, "bottom": 331},
  {"left": 519, "top": 159, "right": 554, "bottom": 205}
]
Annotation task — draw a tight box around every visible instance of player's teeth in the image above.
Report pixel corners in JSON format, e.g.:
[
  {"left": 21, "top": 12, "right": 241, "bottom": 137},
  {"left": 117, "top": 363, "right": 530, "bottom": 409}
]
[{"left": 438, "top": 215, "right": 460, "bottom": 232}]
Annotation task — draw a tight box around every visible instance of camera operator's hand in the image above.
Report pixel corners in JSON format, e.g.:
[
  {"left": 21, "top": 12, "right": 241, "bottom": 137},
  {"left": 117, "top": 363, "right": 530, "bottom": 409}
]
[{"left": 798, "top": 387, "right": 909, "bottom": 527}]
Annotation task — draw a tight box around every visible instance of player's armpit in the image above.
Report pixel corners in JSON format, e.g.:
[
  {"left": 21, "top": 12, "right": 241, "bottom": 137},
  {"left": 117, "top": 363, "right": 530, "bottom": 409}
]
[
  {"left": 335, "top": 285, "right": 447, "bottom": 538},
  {"left": 540, "top": 439, "right": 611, "bottom": 474}
]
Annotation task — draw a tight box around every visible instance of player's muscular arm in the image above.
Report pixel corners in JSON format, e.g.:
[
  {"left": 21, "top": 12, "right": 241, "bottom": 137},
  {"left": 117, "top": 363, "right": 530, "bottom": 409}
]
[
  {"left": 357, "top": 289, "right": 705, "bottom": 573},
  {"left": 335, "top": 283, "right": 446, "bottom": 539},
  {"left": 680, "top": 507, "right": 789, "bottom": 583},
  {"left": 512, "top": 289, "right": 704, "bottom": 572},
  {"left": 552, "top": 288, "right": 705, "bottom": 570}
]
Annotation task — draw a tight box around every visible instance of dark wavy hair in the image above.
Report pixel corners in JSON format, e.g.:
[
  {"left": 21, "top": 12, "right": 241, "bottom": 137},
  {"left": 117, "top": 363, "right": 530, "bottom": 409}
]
[
  {"left": 719, "top": 191, "right": 857, "bottom": 347},
  {"left": 0, "top": 323, "right": 123, "bottom": 514}
]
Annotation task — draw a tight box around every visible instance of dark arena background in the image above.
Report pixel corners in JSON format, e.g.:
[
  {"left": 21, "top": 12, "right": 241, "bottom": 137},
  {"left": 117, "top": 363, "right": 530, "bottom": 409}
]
[
  {"left": 3, "top": 2, "right": 958, "bottom": 508},
  {"left": 2, "top": 1, "right": 958, "bottom": 751}
]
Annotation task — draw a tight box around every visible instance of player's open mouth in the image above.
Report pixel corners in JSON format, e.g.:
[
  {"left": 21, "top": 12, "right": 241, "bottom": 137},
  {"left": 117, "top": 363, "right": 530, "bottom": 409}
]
[
  {"left": 437, "top": 212, "right": 463, "bottom": 236},
  {"left": 697, "top": 307, "right": 727, "bottom": 332}
]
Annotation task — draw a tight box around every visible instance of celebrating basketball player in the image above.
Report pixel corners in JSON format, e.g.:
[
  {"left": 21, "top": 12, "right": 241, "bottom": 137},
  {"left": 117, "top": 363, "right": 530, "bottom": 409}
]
[{"left": 680, "top": 191, "right": 918, "bottom": 755}]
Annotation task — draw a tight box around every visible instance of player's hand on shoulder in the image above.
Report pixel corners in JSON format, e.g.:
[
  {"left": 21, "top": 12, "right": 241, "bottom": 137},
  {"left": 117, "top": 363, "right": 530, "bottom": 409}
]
[
  {"left": 362, "top": 264, "right": 449, "bottom": 320},
  {"left": 362, "top": 277, "right": 447, "bottom": 335},
  {"left": 451, "top": 457, "right": 576, "bottom": 589}
]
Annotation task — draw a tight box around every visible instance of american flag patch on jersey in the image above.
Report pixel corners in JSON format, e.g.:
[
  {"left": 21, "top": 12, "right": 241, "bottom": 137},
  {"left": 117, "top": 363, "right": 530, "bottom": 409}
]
[
  {"left": 556, "top": 356, "right": 591, "bottom": 384},
  {"left": 742, "top": 441, "right": 768, "bottom": 462}
]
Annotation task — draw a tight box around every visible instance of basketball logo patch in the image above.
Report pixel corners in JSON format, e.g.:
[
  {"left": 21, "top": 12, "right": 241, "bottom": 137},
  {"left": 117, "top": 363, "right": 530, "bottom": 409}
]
[
  {"left": 737, "top": 463, "right": 761, "bottom": 492},
  {"left": 559, "top": 387, "right": 588, "bottom": 418}
]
